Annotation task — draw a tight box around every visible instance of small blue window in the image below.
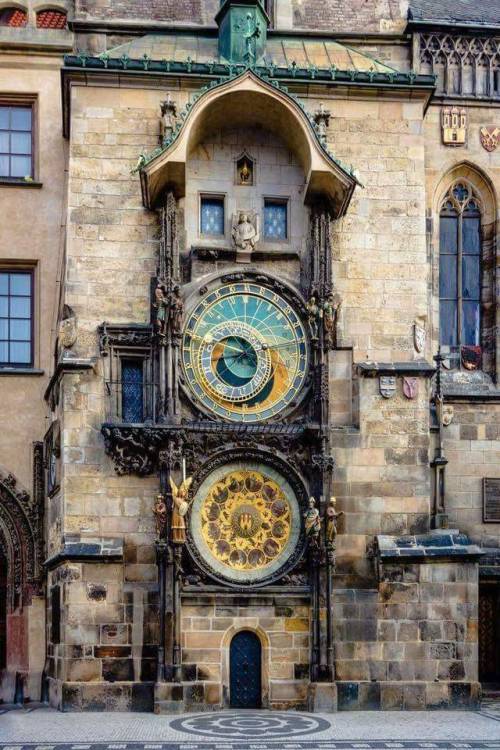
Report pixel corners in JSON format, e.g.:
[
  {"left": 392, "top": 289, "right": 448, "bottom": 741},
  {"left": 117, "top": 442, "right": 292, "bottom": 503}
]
[
  {"left": 264, "top": 200, "right": 287, "bottom": 240},
  {"left": 122, "top": 359, "right": 143, "bottom": 422},
  {"left": 201, "top": 197, "right": 224, "bottom": 236}
]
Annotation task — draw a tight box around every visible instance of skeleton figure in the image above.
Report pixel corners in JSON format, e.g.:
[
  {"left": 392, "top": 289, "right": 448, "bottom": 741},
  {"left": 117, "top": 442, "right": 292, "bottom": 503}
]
[
  {"left": 322, "top": 294, "right": 342, "bottom": 349},
  {"left": 153, "top": 494, "right": 168, "bottom": 539},
  {"left": 169, "top": 476, "right": 193, "bottom": 545},
  {"left": 304, "top": 496, "right": 321, "bottom": 542},
  {"left": 325, "top": 496, "right": 344, "bottom": 546}
]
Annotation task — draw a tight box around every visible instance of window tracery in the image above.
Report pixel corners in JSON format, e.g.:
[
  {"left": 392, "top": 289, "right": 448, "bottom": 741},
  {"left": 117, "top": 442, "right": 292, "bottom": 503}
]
[
  {"left": 419, "top": 33, "right": 500, "bottom": 98},
  {"left": 439, "top": 181, "right": 482, "bottom": 359}
]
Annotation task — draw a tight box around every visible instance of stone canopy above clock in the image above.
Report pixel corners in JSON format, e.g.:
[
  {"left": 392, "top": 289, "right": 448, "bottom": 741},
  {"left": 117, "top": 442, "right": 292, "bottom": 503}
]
[{"left": 139, "top": 69, "right": 358, "bottom": 217}]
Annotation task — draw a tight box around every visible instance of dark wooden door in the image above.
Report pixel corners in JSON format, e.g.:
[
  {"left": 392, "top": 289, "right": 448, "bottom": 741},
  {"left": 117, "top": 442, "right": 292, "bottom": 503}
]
[
  {"left": 479, "top": 583, "right": 500, "bottom": 685},
  {"left": 230, "top": 630, "right": 262, "bottom": 708}
]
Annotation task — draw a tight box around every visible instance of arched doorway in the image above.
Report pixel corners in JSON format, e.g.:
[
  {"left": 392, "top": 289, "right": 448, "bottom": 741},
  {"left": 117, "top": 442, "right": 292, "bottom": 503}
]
[{"left": 230, "top": 630, "right": 262, "bottom": 708}]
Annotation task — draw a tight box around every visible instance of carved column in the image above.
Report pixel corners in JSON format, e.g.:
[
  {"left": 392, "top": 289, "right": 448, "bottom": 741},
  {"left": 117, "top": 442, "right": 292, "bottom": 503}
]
[{"left": 156, "top": 191, "right": 180, "bottom": 423}]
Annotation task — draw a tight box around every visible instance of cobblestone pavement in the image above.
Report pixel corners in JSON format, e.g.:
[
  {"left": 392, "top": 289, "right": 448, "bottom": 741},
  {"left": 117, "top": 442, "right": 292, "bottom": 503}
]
[{"left": 0, "top": 705, "right": 499, "bottom": 750}]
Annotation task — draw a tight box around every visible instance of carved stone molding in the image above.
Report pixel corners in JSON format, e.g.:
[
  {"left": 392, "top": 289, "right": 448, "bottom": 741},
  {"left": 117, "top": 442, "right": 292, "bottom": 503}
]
[{"left": 0, "top": 468, "right": 43, "bottom": 608}]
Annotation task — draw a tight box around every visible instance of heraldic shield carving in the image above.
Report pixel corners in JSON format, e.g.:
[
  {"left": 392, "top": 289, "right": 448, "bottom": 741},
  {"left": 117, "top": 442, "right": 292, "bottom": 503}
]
[{"left": 480, "top": 126, "right": 499, "bottom": 152}]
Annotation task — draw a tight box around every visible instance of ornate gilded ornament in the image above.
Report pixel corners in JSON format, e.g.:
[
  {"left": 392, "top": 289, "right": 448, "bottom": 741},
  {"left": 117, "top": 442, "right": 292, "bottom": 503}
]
[
  {"left": 402, "top": 376, "right": 418, "bottom": 400},
  {"left": 479, "top": 126, "right": 499, "bottom": 152},
  {"left": 441, "top": 106, "right": 467, "bottom": 146},
  {"left": 189, "top": 461, "right": 302, "bottom": 585},
  {"left": 232, "top": 211, "right": 260, "bottom": 262},
  {"left": 169, "top": 476, "right": 193, "bottom": 545},
  {"left": 181, "top": 281, "right": 309, "bottom": 422}
]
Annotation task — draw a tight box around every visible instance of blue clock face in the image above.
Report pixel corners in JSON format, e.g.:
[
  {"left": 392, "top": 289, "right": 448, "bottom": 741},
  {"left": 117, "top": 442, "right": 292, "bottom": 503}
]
[{"left": 181, "top": 282, "right": 309, "bottom": 422}]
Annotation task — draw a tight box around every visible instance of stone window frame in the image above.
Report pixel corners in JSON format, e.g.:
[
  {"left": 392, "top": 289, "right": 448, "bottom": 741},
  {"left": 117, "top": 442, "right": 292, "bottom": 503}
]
[
  {"left": 438, "top": 181, "right": 482, "bottom": 351},
  {"left": 431, "top": 163, "right": 498, "bottom": 382},
  {"left": 101, "top": 334, "right": 154, "bottom": 424}
]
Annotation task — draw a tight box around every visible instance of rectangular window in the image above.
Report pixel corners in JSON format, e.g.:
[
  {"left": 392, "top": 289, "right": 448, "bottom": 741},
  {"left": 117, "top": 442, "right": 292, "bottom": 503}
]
[
  {"left": 200, "top": 196, "right": 225, "bottom": 237},
  {"left": 50, "top": 585, "right": 61, "bottom": 645},
  {"left": 264, "top": 199, "right": 288, "bottom": 240},
  {"left": 0, "top": 105, "right": 33, "bottom": 179},
  {"left": 121, "top": 359, "right": 144, "bottom": 422},
  {"left": 0, "top": 270, "right": 33, "bottom": 366}
]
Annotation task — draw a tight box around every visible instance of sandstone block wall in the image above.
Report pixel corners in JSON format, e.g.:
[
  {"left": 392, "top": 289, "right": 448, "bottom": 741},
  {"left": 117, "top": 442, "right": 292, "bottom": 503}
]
[{"left": 334, "top": 560, "right": 480, "bottom": 710}]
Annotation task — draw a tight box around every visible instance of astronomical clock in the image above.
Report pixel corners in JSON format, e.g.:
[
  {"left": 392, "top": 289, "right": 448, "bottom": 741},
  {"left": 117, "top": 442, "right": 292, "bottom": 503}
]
[{"left": 179, "top": 275, "right": 312, "bottom": 589}]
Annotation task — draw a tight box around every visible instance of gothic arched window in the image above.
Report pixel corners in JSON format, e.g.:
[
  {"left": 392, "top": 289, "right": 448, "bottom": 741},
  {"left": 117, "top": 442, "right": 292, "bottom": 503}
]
[{"left": 439, "top": 182, "right": 481, "bottom": 349}]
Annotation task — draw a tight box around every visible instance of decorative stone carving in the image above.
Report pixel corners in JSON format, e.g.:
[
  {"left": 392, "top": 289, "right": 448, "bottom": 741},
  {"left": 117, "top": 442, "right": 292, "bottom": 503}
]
[
  {"left": 153, "top": 494, "right": 168, "bottom": 539},
  {"left": 306, "top": 296, "right": 320, "bottom": 339},
  {"left": 442, "top": 405, "right": 454, "bottom": 426},
  {"left": 419, "top": 33, "right": 500, "bottom": 100},
  {"left": 325, "top": 496, "right": 343, "bottom": 546},
  {"left": 441, "top": 106, "right": 467, "bottom": 146},
  {"left": 170, "top": 285, "right": 184, "bottom": 337},
  {"left": 58, "top": 304, "right": 77, "bottom": 356},
  {"left": 480, "top": 126, "right": 499, "bottom": 152},
  {"left": 379, "top": 375, "right": 396, "bottom": 399},
  {"left": 235, "top": 150, "right": 254, "bottom": 185},
  {"left": 160, "top": 93, "right": 177, "bottom": 144},
  {"left": 322, "top": 293, "right": 341, "bottom": 349},
  {"left": 232, "top": 211, "right": 259, "bottom": 262},
  {"left": 154, "top": 283, "right": 169, "bottom": 338},
  {"left": 402, "top": 376, "right": 418, "bottom": 400},
  {"left": 304, "top": 497, "right": 321, "bottom": 543},
  {"left": 413, "top": 315, "right": 427, "bottom": 354},
  {"left": 313, "top": 103, "right": 331, "bottom": 143}
]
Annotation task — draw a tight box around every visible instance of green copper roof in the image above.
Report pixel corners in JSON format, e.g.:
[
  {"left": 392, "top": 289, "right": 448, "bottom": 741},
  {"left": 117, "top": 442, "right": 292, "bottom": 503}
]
[{"left": 103, "top": 33, "right": 398, "bottom": 75}]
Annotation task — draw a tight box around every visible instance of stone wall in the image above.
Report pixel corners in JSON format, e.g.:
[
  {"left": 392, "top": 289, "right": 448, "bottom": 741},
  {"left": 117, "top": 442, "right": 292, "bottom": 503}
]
[
  {"left": 155, "top": 594, "right": 310, "bottom": 711},
  {"left": 334, "top": 560, "right": 480, "bottom": 710},
  {"left": 442, "top": 403, "right": 500, "bottom": 546}
]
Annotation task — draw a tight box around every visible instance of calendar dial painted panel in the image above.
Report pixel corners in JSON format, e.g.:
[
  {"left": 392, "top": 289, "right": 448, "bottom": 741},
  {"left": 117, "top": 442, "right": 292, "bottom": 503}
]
[{"left": 181, "top": 282, "right": 309, "bottom": 422}]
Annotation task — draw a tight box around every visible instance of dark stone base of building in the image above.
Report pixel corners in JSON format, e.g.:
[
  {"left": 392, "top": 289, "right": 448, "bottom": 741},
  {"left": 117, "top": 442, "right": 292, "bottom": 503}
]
[{"left": 49, "top": 678, "right": 155, "bottom": 712}]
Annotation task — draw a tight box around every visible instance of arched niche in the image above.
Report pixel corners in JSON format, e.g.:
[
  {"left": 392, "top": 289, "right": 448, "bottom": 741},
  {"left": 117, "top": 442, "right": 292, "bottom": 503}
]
[{"left": 140, "top": 70, "right": 357, "bottom": 218}]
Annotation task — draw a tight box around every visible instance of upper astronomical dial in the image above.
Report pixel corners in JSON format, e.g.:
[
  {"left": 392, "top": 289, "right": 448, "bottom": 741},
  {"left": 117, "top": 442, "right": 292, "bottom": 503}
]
[{"left": 181, "top": 282, "right": 309, "bottom": 422}]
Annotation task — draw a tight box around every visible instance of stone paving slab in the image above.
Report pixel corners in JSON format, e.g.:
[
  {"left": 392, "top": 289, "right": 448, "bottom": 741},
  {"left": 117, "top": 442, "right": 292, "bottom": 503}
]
[{"left": 0, "top": 708, "right": 499, "bottom": 749}]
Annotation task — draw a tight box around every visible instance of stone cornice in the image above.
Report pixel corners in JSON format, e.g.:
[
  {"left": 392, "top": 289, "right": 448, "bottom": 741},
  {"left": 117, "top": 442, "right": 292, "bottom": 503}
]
[
  {"left": 44, "top": 357, "right": 96, "bottom": 404},
  {"left": 357, "top": 361, "right": 436, "bottom": 377}
]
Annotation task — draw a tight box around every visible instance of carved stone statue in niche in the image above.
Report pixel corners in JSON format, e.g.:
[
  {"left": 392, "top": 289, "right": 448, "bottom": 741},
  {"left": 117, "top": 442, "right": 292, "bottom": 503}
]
[
  {"left": 160, "top": 93, "right": 177, "bottom": 144},
  {"left": 232, "top": 211, "right": 259, "bottom": 263},
  {"left": 325, "top": 496, "right": 344, "bottom": 546},
  {"left": 154, "top": 283, "right": 169, "bottom": 337},
  {"left": 170, "top": 285, "right": 184, "bottom": 336},
  {"left": 153, "top": 493, "right": 168, "bottom": 539},
  {"left": 304, "top": 496, "right": 321, "bottom": 544}
]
